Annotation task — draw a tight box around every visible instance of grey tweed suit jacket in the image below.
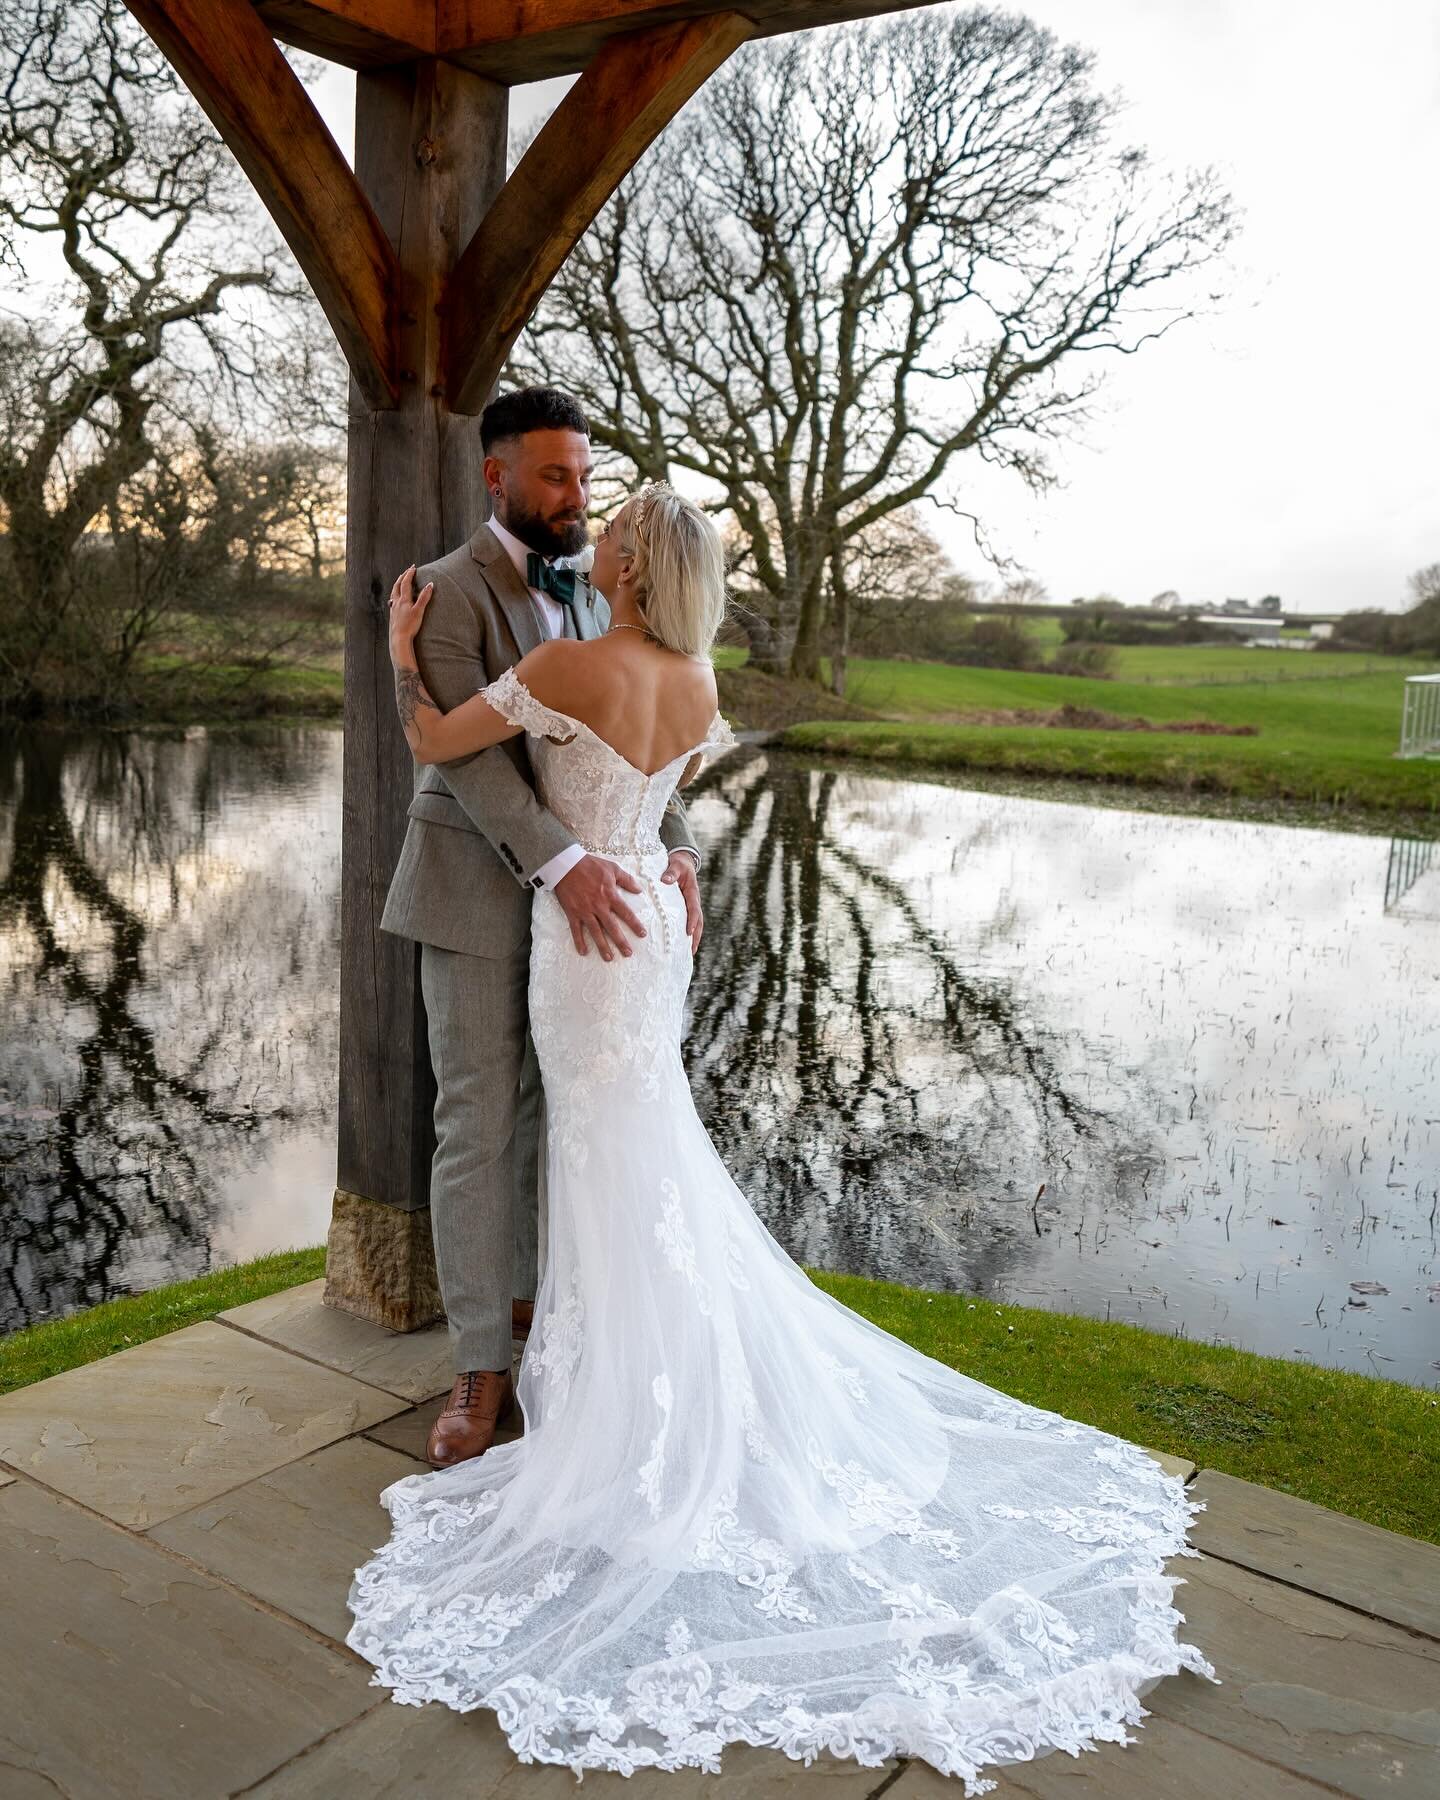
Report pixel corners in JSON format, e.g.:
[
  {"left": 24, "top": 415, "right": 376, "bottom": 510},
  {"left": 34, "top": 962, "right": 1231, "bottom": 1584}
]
[{"left": 379, "top": 521, "right": 701, "bottom": 959}]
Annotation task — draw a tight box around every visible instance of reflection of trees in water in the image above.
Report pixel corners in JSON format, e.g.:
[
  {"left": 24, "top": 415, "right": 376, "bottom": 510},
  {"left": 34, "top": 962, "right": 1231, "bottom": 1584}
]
[
  {"left": 2, "top": 731, "right": 1160, "bottom": 1335},
  {"left": 683, "top": 752, "right": 1149, "bottom": 1294},
  {"left": 0, "top": 730, "right": 339, "bottom": 1333}
]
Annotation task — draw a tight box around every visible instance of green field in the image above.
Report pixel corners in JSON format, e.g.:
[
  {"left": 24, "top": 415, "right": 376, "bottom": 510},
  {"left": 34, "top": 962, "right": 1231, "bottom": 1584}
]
[
  {"left": 959, "top": 618, "right": 1414, "bottom": 685},
  {"left": 780, "top": 658, "right": 1440, "bottom": 816},
  {"left": 4, "top": 1247, "right": 1433, "bottom": 1544},
  {"left": 131, "top": 654, "right": 344, "bottom": 721}
]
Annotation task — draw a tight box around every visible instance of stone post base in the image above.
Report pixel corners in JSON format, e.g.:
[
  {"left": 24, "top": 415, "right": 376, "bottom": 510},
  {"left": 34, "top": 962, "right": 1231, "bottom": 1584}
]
[{"left": 322, "top": 1187, "right": 444, "bottom": 1333}]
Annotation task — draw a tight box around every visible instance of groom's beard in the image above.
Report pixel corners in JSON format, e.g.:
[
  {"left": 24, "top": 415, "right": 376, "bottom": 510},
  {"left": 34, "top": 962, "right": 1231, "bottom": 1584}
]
[{"left": 499, "top": 497, "right": 589, "bottom": 559}]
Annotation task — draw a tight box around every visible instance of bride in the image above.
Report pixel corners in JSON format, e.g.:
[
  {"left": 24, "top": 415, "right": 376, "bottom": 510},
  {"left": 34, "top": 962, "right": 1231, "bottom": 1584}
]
[{"left": 346, "top": 483, "right": 1217, "bottom": 1792}]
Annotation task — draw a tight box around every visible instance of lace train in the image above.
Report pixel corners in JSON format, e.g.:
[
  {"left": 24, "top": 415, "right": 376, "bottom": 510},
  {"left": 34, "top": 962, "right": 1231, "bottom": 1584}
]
[{"left": 345, "top": 676, "right": 1217, "bottom": 1791}]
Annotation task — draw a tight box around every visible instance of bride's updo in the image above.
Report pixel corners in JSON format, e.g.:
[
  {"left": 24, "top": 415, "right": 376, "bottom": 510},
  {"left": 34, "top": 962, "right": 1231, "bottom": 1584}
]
[{"left": 620, "top": 483, "right": 727, "bottom": 658}]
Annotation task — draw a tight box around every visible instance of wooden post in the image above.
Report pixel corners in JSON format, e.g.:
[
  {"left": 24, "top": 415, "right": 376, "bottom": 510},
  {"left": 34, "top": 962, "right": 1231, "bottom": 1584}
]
[{"left": 324, "top": 59, "right": 507, "bottom": 1330}]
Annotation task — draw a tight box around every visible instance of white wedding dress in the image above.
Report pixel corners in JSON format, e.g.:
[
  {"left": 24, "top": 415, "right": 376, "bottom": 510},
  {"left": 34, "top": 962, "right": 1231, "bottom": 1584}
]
[{"left": 345, "top": 668, "right": 1218, "bottom": 1793}]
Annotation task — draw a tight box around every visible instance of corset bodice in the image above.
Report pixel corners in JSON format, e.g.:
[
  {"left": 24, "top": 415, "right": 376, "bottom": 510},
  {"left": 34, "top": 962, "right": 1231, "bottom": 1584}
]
[{"left": 481, "top": 665, "right": 736, "bottom": 856}]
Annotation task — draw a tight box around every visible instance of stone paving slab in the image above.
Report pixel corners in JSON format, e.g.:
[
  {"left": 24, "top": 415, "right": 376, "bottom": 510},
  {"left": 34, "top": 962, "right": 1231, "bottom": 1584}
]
[
  {"left": 890, "top": 1712, "right": 1334, "bottom": 1797},
  {"left": 148, "top": 1434, "right": 428, "bottom": 1643},
  {"left": 219, "top": 1277, "right": 455, "bottom": 1402},
  {"left": 0, "top": 1320, "right": 405, "bottom": 1527},
  {"left": 0, "top": 1476, "right": 376, "bottom": 1800},
  {"left": 1145, "top": 1450, "right": 1196, "bottom": 1482},
  {"left": 1187, "top": 1468, "right": 1440, "bottom": 1640},
  {"left": 1146, "top": 1546, "right": 1440, "bottom": 1795},
  {"left": 246, "top": 1698, "right": 899, "bottom": 1798}
]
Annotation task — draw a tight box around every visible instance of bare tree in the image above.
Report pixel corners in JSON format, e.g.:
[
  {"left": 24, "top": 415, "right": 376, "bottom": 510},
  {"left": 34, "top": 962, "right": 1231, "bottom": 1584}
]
[
  {"left": 832, "top": 509, "right": 971, "bottom": 682},
  {"left": 998, "top": 574, "right": 1050, "bottom": 607},
  {"left": 720, "top": 500, "right": 967, "bottom": 687},
  {"left": 514, "top": 7, "right": 1235, "bottom": 683},
  {"left": 0, "top": 0, "right": 340, "bottom": 715}
]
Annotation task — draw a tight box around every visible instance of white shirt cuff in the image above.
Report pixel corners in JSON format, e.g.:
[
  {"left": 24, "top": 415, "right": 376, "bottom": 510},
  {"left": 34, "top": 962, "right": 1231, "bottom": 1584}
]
[
  {"left": 530, "top": 841, "right": 586, "bottom": 891},
  {"left": 669, "top": 846, "right": 700, "bottom": 868}
]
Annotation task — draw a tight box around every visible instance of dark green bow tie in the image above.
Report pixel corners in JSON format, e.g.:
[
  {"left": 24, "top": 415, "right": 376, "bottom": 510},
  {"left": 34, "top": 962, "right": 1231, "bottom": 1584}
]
[{"left": 526, "top": 552, "right": 579, "bottom": 611}]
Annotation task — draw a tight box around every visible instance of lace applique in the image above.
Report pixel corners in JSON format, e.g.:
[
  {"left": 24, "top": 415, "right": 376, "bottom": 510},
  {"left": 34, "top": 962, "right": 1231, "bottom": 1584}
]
[
  {"left": 700, "top": 710, "right": 737, "bottom": 754},
  {"left": 891, "top": 1644, "right": 977, "bottom": 1698},
  {"left": 806, "top": 1436, "right": 967, "bottom": 1560},
  {"left": 347, "top": 1560, "right": 576, "bottom": 1694},
  {"left": 721, "top": 1219, "right": 750, "bottom": 1290},
  {"left": 637, "top": 1373, "right": 674, "bottom": 1516},
  {"left": 718, "top": 1344, "right": 770, "bottom": 1464},
  {"left": 362, "top": 1481, "right": 499, "bottom": 1556},
  {"left": 654, "top": 1178, "right": 714, "bottom": 1315},
  {"left": 981, "top": 1395, "right": 1086, "bottom": 1440},
  {"left": 434, "top": 1568, "right": 577, "bottom": 1649},
  {"left": 846, "top": 1559, "right": 961, "bottom": 1626},
  {"left": 818, "top": 1351, "right": 868, "bottom": 1404},
  {"left": 535, "top": 1268, "right": 584, "bottom": 1411},
  {"left": 690, "top": 1486, "right": 817, "bottom": 1622},
  {"left": 480, "top": 665, "right": 579, "bottom": 743}
]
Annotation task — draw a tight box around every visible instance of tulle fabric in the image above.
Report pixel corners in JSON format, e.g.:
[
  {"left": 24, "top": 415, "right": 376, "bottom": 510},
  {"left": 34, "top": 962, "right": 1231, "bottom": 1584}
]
[{"left": 345, "top": 674, "right": 1218, "bottom": 1792}]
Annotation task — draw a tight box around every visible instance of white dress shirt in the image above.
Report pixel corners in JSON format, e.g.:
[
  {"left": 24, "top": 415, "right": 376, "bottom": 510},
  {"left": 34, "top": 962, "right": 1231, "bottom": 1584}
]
[{"left": 488, "top": 515, "right": 700, "bottom": 893}]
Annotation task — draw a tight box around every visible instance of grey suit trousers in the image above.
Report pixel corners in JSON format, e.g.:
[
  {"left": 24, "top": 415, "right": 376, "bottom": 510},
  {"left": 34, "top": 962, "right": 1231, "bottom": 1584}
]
[{"left": 419, "top": 937, "right": 540, "bottom": 1373}]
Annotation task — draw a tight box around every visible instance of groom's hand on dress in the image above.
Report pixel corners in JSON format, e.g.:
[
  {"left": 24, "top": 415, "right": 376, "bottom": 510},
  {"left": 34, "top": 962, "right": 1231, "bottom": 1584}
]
[
  {"left": 661, "top": 852, "right": 703, "bottom": 954},
  {"left": 554, "top": 854, "right": 647, "bottom": 962}
]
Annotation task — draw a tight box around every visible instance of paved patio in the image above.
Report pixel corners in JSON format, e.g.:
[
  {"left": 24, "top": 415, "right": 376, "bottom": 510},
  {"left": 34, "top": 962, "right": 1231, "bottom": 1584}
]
[{"left": 1, "top": 1276, "right": 1434, "bottom": 1799}]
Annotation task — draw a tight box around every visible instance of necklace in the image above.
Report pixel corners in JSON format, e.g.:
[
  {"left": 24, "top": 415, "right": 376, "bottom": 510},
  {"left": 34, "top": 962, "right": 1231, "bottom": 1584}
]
[{"left": 608, "top": 622, "right": 656, "bottom": 640}]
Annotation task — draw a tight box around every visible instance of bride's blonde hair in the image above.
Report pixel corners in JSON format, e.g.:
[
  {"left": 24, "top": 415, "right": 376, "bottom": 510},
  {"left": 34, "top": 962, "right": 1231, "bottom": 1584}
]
[{"left": 619, "top": 483, "right": 727, "bottom": 657}]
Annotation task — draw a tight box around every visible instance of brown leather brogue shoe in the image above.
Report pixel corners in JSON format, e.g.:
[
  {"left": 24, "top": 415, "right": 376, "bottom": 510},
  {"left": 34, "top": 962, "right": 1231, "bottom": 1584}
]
[
  {"left": 426, "top": 1368, "right": 516, "bottom": 1469},
  {"left": 511, "top": 1297, "right": 534, "bottom": 1340}
]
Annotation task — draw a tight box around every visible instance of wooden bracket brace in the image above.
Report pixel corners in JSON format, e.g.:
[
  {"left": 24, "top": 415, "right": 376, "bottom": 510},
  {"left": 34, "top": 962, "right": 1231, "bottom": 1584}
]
[
  {"left": 442, "top": 11, "right": 752, "bottom": 416},
  {"left": 127, "top": 0, "right": 402, "bottom": 408}
]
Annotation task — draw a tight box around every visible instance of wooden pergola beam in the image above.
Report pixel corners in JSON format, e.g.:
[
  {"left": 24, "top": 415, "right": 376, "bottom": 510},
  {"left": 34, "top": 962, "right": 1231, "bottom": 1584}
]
[
  {"left": 256, "top": 1, "right": 941, "bottom": 79},
  {"left": 442, "top": 11, "right": 752, "bottom": 416},
  {"left": 255, "top": 0, "right": 434, "bottom": 64},
  {"left": 130, "top": 0, "right": 401, "bottom": 408}
]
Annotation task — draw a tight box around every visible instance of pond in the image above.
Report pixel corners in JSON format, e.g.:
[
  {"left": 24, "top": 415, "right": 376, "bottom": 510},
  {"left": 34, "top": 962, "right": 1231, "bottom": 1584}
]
[{"left": 2, "top": 727, "right": 1436, "bottom": 1388}]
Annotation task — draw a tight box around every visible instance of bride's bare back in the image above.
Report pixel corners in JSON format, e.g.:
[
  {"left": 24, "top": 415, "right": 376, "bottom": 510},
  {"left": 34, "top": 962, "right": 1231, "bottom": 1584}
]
[{"left": 516, "top": 631, "right": 720, "bottom": 780}]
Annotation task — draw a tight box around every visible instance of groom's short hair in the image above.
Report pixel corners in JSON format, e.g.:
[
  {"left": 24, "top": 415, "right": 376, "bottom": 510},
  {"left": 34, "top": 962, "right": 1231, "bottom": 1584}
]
[{"left": 481, "top": 387, "right": 589, "bottom": 453}]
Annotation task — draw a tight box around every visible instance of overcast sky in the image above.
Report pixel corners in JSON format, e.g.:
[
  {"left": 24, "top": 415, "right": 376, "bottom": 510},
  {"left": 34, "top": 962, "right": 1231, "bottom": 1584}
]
[{"left": 308, "top": 1, "right": 1438, "bottom": 615}]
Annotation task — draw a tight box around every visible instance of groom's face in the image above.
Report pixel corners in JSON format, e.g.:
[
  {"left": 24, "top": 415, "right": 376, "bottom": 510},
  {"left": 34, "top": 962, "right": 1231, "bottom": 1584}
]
[{"left": 486, "top": 429, "right": 593, "bottom": 559}]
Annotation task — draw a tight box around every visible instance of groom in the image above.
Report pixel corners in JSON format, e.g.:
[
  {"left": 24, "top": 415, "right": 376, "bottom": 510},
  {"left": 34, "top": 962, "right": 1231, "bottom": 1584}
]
[{"left": 381, "top": 385, "right": 705, "bottom": 1468}]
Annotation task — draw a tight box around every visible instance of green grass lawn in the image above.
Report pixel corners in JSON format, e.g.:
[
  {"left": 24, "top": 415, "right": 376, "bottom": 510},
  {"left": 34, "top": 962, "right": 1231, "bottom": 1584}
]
[
  {"left": 133, "top": 655, "right": 344, "bottom": 721},
  {"left": 4, "top": 1248, "right": 1434, "bottom": 1545},
  {"left": 785, "top": 661, "right": 1440, "bottom": 816}
]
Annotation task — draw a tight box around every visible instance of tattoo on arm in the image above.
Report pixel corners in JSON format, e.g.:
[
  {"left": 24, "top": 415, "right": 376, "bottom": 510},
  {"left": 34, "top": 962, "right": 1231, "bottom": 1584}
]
[{"left": 394, "top": 667, "right": 439, "bottom": 751}]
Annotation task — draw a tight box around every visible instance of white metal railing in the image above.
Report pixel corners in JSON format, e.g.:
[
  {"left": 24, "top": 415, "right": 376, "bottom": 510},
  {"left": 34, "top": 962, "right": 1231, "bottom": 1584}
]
[{"left": 1397, "top": 673, "right": 1440, "bottom": 758}]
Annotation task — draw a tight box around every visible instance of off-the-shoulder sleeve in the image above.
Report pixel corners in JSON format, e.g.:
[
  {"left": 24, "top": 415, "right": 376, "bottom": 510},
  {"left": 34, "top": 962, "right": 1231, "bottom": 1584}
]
[
  {"left": 480, "top": 666, "right": 579, "bottom": 745},
  {"left": 698, "top": 710, "right": 738, "bottom": 756}
]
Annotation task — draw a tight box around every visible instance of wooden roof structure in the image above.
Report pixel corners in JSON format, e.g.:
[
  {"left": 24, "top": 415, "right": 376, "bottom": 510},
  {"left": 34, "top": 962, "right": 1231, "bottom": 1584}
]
[
  {"left": 128, "top": 2, "right": 935, "bottom": 413},
  {"left": 123, "top": 0, "right": 937, "bottom": 1328}
]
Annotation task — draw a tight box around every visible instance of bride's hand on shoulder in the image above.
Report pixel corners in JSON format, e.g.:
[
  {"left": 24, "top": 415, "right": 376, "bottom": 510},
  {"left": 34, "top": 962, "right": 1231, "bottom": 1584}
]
[{"left": 388, "top": 565, "right": 433, "bottom": 667}]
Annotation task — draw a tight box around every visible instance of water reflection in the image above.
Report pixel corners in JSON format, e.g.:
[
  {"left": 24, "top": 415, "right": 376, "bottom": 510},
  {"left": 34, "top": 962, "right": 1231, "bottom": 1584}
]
[
  {"left": 0, "top": 729, "right": 340, "bottom": 1334},
  {"left": 2, "top": 732, "right": 1435, "bottom": 1389},
  {"left": 680, "top": 755, "right": 1153, "bottom": 1305},
  {"left": 684, "top": 756, "right": 1439, "bottom": 1388},
  {"left": 1385, "top": 836, "right": 1436, "bottom": 913}
]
